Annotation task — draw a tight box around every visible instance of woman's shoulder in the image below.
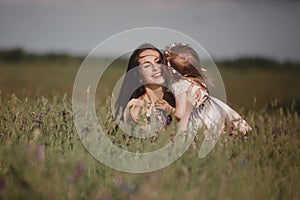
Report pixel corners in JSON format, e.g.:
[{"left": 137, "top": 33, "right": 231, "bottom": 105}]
[{"left": 124, "top": 97, "right": 146, "bottom": 124}]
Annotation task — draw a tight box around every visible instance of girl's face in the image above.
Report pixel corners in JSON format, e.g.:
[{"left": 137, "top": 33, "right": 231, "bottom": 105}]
[{"left": 138, "top": 49, "right": 164, "bottom": 85}]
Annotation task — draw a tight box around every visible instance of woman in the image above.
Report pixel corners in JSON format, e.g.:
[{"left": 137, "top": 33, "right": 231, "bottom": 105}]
[
  {"left": 164, "top": 43, "right": 252, "bottom": 157},
  {"left": 115, "top": 43, "right": 175, "bottom": 134}
]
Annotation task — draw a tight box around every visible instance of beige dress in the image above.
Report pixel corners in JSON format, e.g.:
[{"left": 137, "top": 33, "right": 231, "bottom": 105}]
[{"left": 123, "top": 96, "right": 172, "bottom": 137}]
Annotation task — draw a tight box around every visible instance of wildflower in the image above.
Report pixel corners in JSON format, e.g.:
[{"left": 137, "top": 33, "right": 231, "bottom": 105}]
[
  {"left": 36, "top": 145, "right": 44, "bottom": 161},
  {"left": 68, "top": 162, "right": 85, "bottom": 184}
]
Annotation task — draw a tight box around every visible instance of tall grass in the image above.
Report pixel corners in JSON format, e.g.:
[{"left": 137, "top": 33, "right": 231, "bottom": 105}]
[{"left": 0, "top": 93, "right": 299, "bottom": 199}]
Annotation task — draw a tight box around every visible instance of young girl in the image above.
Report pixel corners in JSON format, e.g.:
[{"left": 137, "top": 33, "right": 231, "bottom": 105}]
[{"left": 164, "top": 43, "right": 252, "bottom": 157}]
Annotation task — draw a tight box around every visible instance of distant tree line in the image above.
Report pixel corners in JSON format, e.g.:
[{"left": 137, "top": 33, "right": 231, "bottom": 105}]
[
  {"left": 0, "top": 48, "right": 83, "bottom": 62},
  {"left": 217, "top": 57, "right": 300, "bottom": 70},
  {"left": 0, "top": 48, "right": 299, "bottom": 70}
]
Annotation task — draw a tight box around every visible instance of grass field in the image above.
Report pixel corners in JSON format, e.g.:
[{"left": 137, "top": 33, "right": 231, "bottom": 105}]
[{"left": 0, "top": 57, "right": 299, "bottom": 199}]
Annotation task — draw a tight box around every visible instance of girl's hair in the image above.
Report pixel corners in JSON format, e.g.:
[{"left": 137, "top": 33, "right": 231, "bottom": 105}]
[
  {"left": 115, "top": 43, "right": 175, "bottom": 120},
  {"left": 164, "top": 43, "right": 209, "bottom": 90}
]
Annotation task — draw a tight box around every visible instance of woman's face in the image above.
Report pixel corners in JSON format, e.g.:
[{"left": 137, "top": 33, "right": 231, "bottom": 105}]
[{"left": 138, "top": 49, "right": 164, "bottom": 85}]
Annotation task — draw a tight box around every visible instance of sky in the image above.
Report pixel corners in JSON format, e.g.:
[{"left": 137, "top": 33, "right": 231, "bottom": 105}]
[{"left": 0, "top": 0, "right": 300, "bottom": 61}]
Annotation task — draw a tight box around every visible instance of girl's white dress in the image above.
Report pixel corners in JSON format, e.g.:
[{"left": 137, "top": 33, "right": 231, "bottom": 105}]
[{"left": 172, "top": 79, "right": 252, "bottom": 158}]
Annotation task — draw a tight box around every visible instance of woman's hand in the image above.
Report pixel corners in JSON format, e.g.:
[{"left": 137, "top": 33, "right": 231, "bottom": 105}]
[{"left": 154, "top": 99, "right": 175, "bottom": 115}]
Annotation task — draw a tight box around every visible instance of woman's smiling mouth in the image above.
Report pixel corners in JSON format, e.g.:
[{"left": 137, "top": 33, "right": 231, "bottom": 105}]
[{"left": 152, "top": 72, "right": 162, "bottom": 77}]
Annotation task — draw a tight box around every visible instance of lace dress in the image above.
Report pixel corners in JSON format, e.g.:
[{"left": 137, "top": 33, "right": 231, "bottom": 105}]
[{"left": 172, "top": 79, "right": 252, "bottom": 157}]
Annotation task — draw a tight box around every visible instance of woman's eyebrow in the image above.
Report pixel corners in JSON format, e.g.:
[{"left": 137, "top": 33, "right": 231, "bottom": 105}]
[{"left": 139, "top": 54, "right": 159, "bottom": 59}]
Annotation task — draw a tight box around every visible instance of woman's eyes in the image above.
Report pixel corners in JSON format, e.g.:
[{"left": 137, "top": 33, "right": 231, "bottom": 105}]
[
  {"left": 143, "top": 64, "right": 151, "bottom": 68},
  {"left": 142, "top": 58, "right": 161, "bottom": 68}
]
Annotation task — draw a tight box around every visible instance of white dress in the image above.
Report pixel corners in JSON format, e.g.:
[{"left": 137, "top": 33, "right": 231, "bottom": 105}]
[{"left": 172, "top": 79, "right": 252, "bottom": 158}]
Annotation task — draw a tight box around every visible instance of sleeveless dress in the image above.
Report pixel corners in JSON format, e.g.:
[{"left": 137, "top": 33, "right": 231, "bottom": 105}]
[{"left": 172, "top": 79, "right": 252, "bottom": 158}]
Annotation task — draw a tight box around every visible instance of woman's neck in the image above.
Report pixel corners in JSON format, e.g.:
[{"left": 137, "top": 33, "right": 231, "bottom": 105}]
[{"left": 144, "top": 84, "right": 164, "bottom": 103}]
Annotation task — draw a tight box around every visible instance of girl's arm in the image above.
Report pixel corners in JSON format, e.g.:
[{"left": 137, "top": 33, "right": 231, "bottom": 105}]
[
  {"left": 175, "top": 83, "right": 199, "bottom": 120},
  {"left": 175, "top": 83, "right": 209, "bottom": 132},
  {"left": 175, "top": 92, "right": 188, "bottom": 120}
]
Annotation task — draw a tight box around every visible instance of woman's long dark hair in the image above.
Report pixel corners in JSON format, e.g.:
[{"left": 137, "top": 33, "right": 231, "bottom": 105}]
[{"left": 115, "top": 43, "right": 175, "bottom": 121}]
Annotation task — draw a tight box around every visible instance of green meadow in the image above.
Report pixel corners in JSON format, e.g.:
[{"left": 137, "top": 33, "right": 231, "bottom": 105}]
[{"left": 0, "top": 53, "right": 299, "bottom": 199}]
